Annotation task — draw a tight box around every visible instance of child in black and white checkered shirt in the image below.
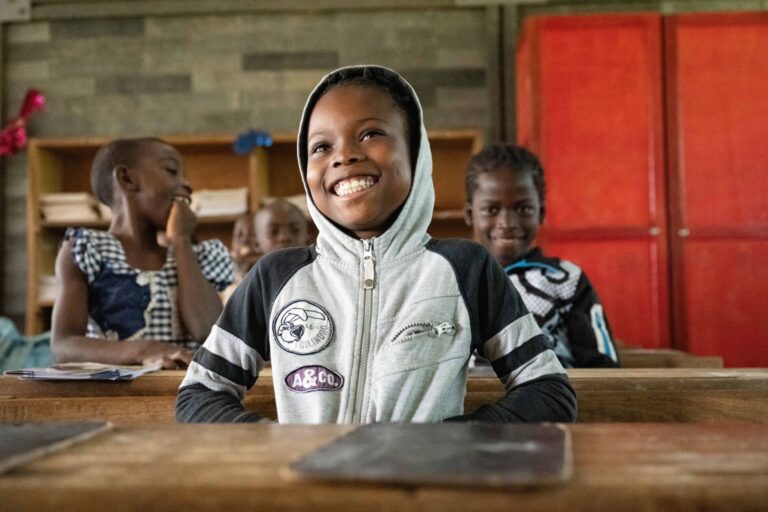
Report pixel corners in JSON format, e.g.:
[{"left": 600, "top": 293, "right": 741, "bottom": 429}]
[
  {"left": 464, "top": 144, "right": 618, "bottom": 368},
  {"left": 51, "top": 137, "right": 234, "bottom": 369}
]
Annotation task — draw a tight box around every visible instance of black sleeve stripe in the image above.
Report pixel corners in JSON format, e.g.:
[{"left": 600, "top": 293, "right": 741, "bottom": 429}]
[
  {"left": 217, "top": 246, "right": 317, "bottom": 362},
  {"left": 490, "top": 334, "right": 550, "bottom": 377},
  {"left": 426, "top": 239, "right": 529, "bottom": 351},
  {"left": 195, "top": 346, "right": 256, "bottom": 389}
]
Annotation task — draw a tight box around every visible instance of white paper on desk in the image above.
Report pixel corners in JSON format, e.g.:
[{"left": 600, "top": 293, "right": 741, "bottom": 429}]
[{"left": 3, "top": 362, "right": 162, "bottom": 381}]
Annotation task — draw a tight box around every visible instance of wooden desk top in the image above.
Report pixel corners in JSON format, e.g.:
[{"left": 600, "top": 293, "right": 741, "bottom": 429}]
[
  {"left": 3, "top": 368, "right": 766, "bottom": 399},
  {"left": 1, "top": 423, "right": 767, "bottom": 512},
  {"left": 3, "top": 369, "right": 768, "bottom": 423}
]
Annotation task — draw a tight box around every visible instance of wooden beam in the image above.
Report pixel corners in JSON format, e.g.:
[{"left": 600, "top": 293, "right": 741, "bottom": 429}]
[
  {"left": 501, "top": 3, "right": 518, "bottom": 142},
  {"left": 0, "top": 22, "right": 6, "bottom": 315},
  {"left": 31, "top": 0, "right": 461, "bottom": 20},
  {"left": 485, "top": 5, "right": 504, "bottom": 143}
]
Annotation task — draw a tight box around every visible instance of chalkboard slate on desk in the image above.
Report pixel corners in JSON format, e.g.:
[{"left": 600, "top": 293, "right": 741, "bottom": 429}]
[
  {"left": 290, "top": 423, "right": 572, "bottom": 487},
  {"left": 0, "top": 421, "right": 111, "bottom": 474}
]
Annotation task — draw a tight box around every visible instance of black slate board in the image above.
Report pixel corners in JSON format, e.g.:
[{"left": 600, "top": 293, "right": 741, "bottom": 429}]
[
  {"left": 290, "top": 423, "right": 572, "bottom": 487},
  {"left": 0, "top": 422, "right": 111, "bottom": 475}
]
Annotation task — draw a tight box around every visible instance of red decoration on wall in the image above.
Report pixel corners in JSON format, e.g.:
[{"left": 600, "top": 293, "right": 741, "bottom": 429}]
[{"left": 0, "top": 89, "right": 45, "bottom": 157}]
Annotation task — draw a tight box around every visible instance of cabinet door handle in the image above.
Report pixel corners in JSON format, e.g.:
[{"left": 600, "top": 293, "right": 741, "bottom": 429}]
[
  {"left": 678, "top": 228, "right": 690, "bottom": 237},
  {"left": 649, "top": 226, "right": 661, "bottom": 236}
]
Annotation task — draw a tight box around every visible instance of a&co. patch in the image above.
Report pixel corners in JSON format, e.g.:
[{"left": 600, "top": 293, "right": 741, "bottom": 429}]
[{"left": 285, "top": 365, "right": 344, "bottom": 393}]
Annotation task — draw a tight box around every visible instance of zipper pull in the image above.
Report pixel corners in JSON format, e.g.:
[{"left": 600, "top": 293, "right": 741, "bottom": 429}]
[
  {"left": 432, "top": 322, "right": 455, "bottom": 336},
  {"left": 362, "top": 239, "right": 375, "bottom": 289}
]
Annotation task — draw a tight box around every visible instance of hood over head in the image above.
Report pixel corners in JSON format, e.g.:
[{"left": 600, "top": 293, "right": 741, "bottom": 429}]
[{"left": 296, "top": 65, "right": 434, "bottom": 262}]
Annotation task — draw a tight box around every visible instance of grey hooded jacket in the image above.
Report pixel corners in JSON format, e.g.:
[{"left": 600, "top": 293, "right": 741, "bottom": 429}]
[{"left": 176, "top": 66, "right": 576, "bottom": 423}]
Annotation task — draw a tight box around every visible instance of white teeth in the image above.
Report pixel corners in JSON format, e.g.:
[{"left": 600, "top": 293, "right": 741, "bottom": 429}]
[{"left": 334, "top": 176, "right": 376, "bottom": 197}]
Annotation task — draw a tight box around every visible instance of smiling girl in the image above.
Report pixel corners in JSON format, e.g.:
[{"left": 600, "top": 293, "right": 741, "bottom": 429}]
[
  {"left": 51, "top": 138, "right": 234, "bottom": 369},
  {"left": 177, "top": 66, "right": 576, "bottom": 424}
]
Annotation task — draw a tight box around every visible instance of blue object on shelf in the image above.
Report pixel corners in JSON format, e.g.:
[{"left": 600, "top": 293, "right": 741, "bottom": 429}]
[{"left": 233, "top": 130, "right": 273, "bottom": 155}]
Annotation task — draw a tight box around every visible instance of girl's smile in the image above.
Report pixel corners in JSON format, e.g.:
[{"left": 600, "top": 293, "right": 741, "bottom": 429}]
[
  {"left": 332, "top": 175, "right": 378, "bottom": 197},
  {"left": 306, "top": 84, "right": 412, "bottom": 240}
]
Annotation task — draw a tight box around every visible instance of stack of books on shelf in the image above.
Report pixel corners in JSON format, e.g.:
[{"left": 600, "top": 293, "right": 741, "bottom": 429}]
[
  {"left": 191, "top": 187, "right": 248, "bottom": 218},
  {"left": 96, "top": 203, "right": 112, "bottom": 222},
  {"left": 39, "top": 192, "right": 102, "bottom": 223},
  {"left": 37, "top": 275, "right": 58, "bottom": 304}
]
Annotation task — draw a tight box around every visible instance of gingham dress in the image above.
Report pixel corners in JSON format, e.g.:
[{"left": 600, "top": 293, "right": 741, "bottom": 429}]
[{"left": 65, "top": 228, "right": 234, "bottom": 345}]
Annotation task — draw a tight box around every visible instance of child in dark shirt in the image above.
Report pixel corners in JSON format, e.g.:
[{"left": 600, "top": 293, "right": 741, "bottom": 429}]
[
  {"left": 253, "top": 199, "right": 310, "bottom": 255},
  {"left": 464, "top": 143, "right": 618, "bottom": 368},
  {"left": 177, "top": 66, "right": 576, "bottom": 423},
  {"left": 223, "top": 200, "right": 310, "bottom": 303}
]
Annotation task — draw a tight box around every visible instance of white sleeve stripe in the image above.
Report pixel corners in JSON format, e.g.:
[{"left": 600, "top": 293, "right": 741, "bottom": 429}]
[
  {"left": 482, "top": 313, "right": 542, "bottom": 362},
  {"left": 500, "top": 350, "right": 565, "bottom": 392},
  {"left": 203, "top": 324, "right": 264, "bottom": 374},
  {"left": 180, "top": 360, "right": 248, "bottom": 400},
  {"left": 590, "top": 304, "right": 618, "bottom": 362}
]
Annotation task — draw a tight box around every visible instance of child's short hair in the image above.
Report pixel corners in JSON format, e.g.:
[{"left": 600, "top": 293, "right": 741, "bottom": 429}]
[
  {"left": 90, "top": 137, "right": 167, "bottom": 206},
  {"left": 300, "top": 66, "right": 422, "bottom": 168},
  {"left": 465, "top": 143, "right": 546, "bottom": 206}
]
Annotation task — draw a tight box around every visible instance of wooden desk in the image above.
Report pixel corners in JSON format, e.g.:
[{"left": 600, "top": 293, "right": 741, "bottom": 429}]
[
  {"left": 2, "top": 423, "right": 767, "bottom": 512},
  {"left": 2, "top": 369, "right": 768, "bottom": 423},
  {"left": 618, "top": 348, "right": 723, "bottom": 368}
]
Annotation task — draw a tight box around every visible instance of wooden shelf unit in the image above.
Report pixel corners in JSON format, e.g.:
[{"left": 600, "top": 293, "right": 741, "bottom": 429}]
[{"left": 25, "top": 131, "right": 482, "bottom": 335}]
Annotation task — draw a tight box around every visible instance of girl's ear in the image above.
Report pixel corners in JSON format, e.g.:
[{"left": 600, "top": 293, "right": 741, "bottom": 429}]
[
  {"left": 114, "top": 165, "right": 139, "bottom": 193},
  {"left": 463, "top": 202, "right": 474, "bottom": 227}
]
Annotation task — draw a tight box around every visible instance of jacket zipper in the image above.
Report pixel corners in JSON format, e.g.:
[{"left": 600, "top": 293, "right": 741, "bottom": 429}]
[
  {"left": 389, "top": 321, "right": 456, "bottom": 345},
  {"left": 353, "top": 238, "right": 376, "bottom": 422}
]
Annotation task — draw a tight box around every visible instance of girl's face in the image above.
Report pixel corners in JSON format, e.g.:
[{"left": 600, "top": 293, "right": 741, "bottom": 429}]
[
  {"left": 133, "top": 141, "right": 191, "bottom": 228},
  {"left": 464, "top": 168, "right": 543, "bottom": 268},
  {"left": 306, "top": 85, "right": 412, "bottom": 240}
]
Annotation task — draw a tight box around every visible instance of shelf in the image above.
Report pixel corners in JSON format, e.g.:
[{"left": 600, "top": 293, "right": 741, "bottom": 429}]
[
  {"left": 41, "top": 219, "right": 109, "bottom": 229},
  {"left": 40, "top": 214, "right": 245, "bottom": 229},
  {"left": 25, "top": 131, "right": 482, "bottom": 335},
  {"left": 431, "top": 209, "right": 465, "bottom": 222}
]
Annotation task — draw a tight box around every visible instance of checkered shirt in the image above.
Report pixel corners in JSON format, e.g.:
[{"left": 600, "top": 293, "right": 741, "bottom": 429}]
[{"left": 64, "top": 228, "right": 234, "bottom": 344}]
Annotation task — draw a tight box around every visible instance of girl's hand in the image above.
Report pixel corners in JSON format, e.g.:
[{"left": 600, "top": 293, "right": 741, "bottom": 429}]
[
  {"left": 166, "top": 196, "right": 197, "bottom": 242},
  {"left": 138, "top": 341, "right": 195, "bottom": 370}
]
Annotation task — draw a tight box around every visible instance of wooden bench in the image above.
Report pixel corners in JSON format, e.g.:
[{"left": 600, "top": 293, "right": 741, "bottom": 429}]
[
  {"left": 2, "top": 423, "right": 768, "bottom": 512},
  {"left": 617, "top": 347, "right": 723, "bottom": 368},
  {"left": 2, "top": 368, "right": 767, "bottom": 424}
]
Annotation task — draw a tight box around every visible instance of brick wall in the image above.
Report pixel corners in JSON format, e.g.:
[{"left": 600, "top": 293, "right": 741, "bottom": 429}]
[{"left": 1, "top": 8, "right": 490, "bottom": 322}]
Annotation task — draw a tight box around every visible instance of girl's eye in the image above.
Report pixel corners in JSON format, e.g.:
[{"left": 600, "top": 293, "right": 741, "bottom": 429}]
[
  {"left": 166, "top": 168, "right": 178, "bottom": 176},
  {"left": 480, "top": 206, "right": 498, "bottom": 215},
  {"left": 311, "top": 142, "right": 330, "bottom": 155},
  {"left": 361, "top": 130, "right": 383, "bottom": 141},
  {"left": 519, "top": 205, "right": 535, "bottom": 215}
]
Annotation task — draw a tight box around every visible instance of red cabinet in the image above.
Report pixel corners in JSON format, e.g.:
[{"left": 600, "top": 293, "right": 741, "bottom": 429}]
[
  {"left": 517, "top": 12, "right": 768, "bottom": 366},
  {"left": 516, "top": 14, "right": 670, "bottom": 349},
  {"left": 666, "top": 13, "right": 768, "bottom": 367}
]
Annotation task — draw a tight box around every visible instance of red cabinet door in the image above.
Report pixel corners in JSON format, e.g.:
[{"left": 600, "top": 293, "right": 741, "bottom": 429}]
[
  {"left": 516, "top": 14, "right": 670, "bottom": 348},
  {"left": 666, "top": 12, "right": 768, "bottom": 366}
]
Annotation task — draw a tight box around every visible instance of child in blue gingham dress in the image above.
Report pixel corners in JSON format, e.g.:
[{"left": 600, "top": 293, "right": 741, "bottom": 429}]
[
  {"left": 64, "top": 227, "right": 232, "bottom": 344},
  {"left": 51, "top": 137, "right": 234, "bottom": 369}
]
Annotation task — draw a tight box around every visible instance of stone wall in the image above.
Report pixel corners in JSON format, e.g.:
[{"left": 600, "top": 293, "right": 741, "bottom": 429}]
[{"left": 1, "top": 7, "right": 491, "bottom": 323}]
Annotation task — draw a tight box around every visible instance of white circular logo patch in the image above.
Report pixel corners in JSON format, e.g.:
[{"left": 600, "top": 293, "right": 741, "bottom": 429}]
[{"left": 273, "top": 300, "right": 334, "bottom": 355}]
